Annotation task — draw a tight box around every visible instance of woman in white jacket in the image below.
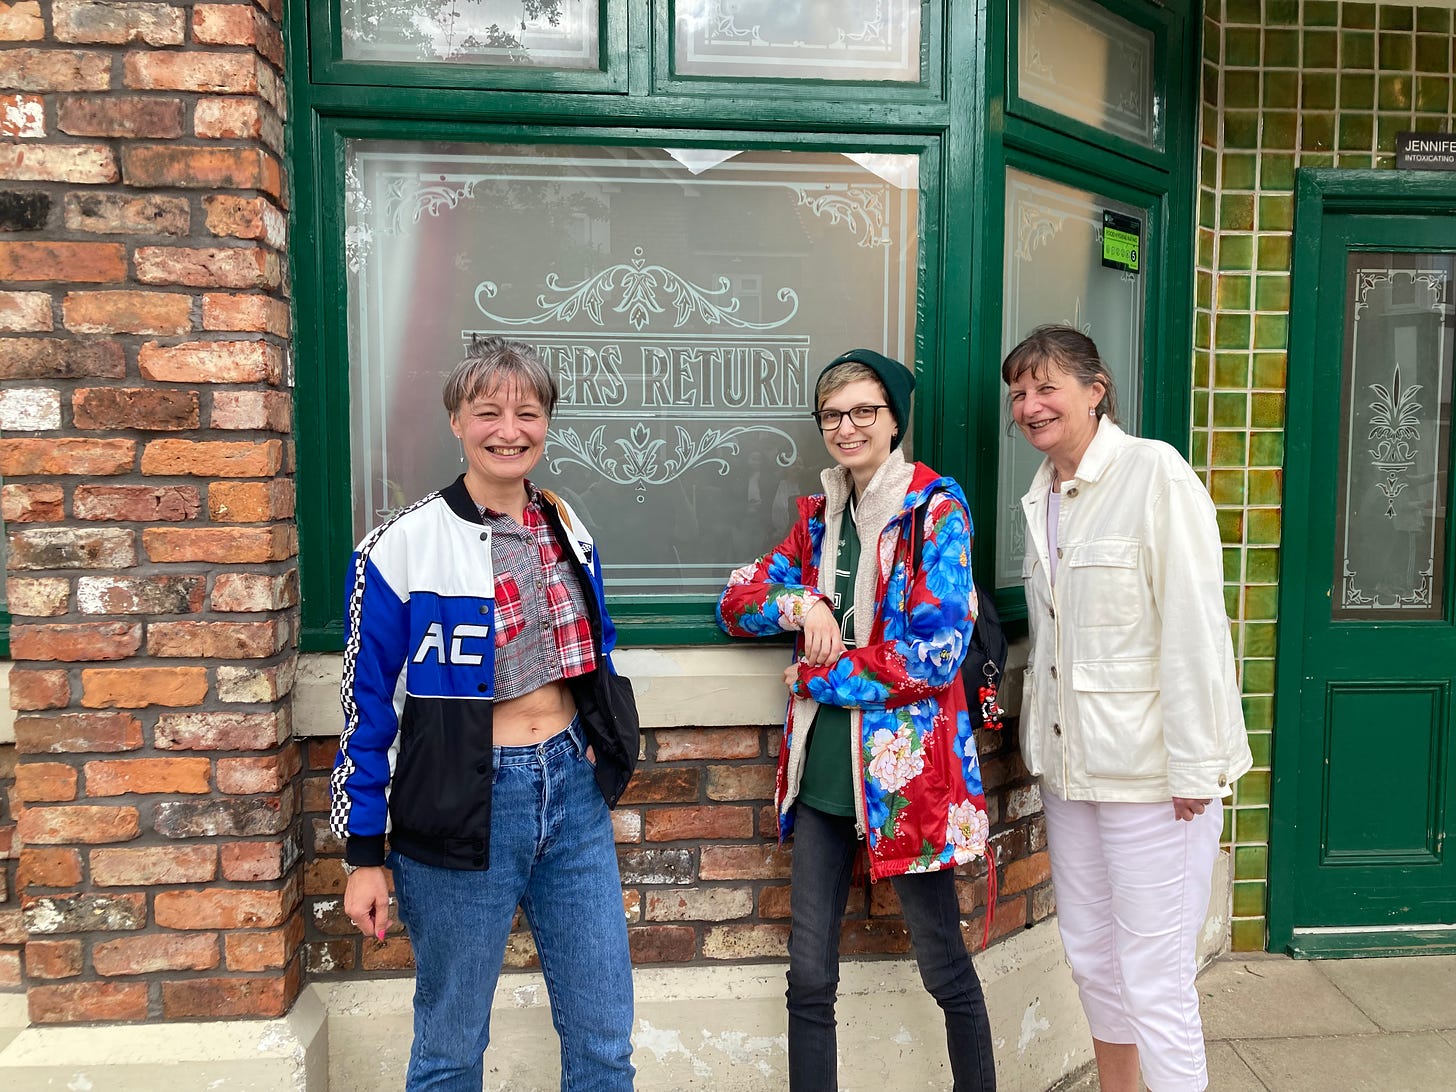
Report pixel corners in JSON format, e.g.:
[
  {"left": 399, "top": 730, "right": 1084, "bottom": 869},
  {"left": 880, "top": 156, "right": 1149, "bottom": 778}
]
[{"left": 1003, "top": 325, "right": 1251, "bottom": 1092}]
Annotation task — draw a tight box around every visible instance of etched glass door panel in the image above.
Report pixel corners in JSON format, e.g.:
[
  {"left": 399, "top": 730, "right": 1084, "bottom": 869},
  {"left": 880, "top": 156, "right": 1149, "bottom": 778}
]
[
  {"left": 340, "top": 0, "right": 599, "bottom": 68},
  {"left": 674, "top": 0, "right": 921, "bottom": 82},
  {"left": 995, "top": 167, "right": 1145, "bottom": 587},
  {"left": 1333, "top": 253, "right": 1456, "bottom": 621},
  {"left": 1018, "top": 0, "right": 1158, "bottom": 149},
  {"left": 344, "top": 142, "right": 919, "bottom": 596}
]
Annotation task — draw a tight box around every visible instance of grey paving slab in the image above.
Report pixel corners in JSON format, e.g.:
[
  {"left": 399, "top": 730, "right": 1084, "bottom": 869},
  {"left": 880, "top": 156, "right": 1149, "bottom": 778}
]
[
  {"left": 1198, "top": 958, "right": 1381, "bottom": 1041},
  {"left": 1234, "top": 1031, "right": 1456, "bottom": 1092},
  {"left": 1314, "top": 955, "right": 1456, "bottom": 1032},
  {"left": 1207, "top": 1041, "right": 1268, "bottom": 1090}
]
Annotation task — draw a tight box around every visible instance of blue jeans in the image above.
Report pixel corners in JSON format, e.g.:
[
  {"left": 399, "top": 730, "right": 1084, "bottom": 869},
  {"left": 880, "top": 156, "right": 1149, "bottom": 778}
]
[
  {"left": 787, "top": 803, "right": 997, "bottom": 1091},
  {"left": 389, "top": 720, "right": 635, "bottom": 1092}
]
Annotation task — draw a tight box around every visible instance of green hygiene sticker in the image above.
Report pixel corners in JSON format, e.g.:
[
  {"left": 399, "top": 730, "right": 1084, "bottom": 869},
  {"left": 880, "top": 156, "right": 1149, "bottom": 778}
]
[{"left": 1101, "top": 210, "right": 1142, "bottom": 274}]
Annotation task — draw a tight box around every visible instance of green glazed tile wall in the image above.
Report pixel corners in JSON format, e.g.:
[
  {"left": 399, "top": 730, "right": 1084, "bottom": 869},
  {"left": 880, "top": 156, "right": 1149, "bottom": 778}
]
[{"left": 1196, "top": 0, "right": 1454, "bottom": 951}]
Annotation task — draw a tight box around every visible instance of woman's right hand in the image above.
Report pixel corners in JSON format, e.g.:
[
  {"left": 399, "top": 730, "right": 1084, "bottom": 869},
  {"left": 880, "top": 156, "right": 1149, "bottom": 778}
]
[
  {"left": 343, "top": 866, "right": 391, "bottom": 940},
  {"left": 800, "top": 599, "right": 847, "bottom": 666}
]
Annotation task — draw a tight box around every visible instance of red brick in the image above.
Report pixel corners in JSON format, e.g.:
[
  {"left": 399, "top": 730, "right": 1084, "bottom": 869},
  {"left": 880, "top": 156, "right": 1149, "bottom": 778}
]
[
  {"left": 0, "top": 337, "right": 125, "bottom": 379},
  {"left": 220, "top": 839, "right": 286, "bottom": 881},
  {"left": 209, "top": 480, "right": 294, "bottom": 522},
  {"left": 0, "top": 951, "right": 18, "bottom": 989},
  {"left": 64, "top": 191, "right": 189, "bottom": 235},
  {"left": 0, "top": 385, "right": 60, "bottom": 429},
  {"left": 305, "top": 940, "right": 356, "bottom": 975},
  {"left": 201, "top": 293, "right": 288, "bottom": 335},
  {"left": 0, "top": 240, "right": 124, "bottom": 282},
  {"left": 11, "top": 622, "right": 142, "bottom": 662},
  {"left": 212, "top": 571, "right": 297, "bottom": 612},
  {"left": 698, "top": 844, "right": 793, "bottom": 880},
  {"left": 306, "top": 739, "right": 338, "bottom": 771},
  {"left": 57, "top": 94, "right": 184, "bottom": 138},
  {"left": 655, "top": 728, "right": 761, "bottom": 761},
  {"left": 148, "top": 618, "right": 287, "bottom": 659},
  {"left": 18, "top": 847, "right": 84, "bottom": 888},
  {"left": 154, "top": 887, "right": 286, "bottom": 930},
  {"left": 15, "top": 761, "right": 79, "bottom": 802},
  {"left": 838, "top": 918, "right": 912, "bottom": 956},
  {"left": 63, "top": 291, "right": 192, "bottom": 336},
  {"left": 192, "top": 4, "right": 256, "bottom": 45},
  {"left": 1000, "top": 851, "right": 1052, "bottom": 895},
  {"left": 26, "top": 939, "right": 84, "bottom": 980},
  {"left": 758, "top": 884, "right": 792, "bottom": 919},
  {"left": 5, "top": 49, "right": 111, "bottom": 92},
  {"left": 2, "top": 482, "right": 64, "bottom": 522},
  {"left": 618, "top": 767, "right": 701, "bottom": 805},
  {"left": 124, "top": 51, "right": 257, "bottom": 93},
  {"left": 14, "top": 712, "right": 143, "bottom": 754},
  {"left": 203, "top": 193, "right": 285, "bottom": 247},
  {"left": 193, "top": 96, "right": 263, "bottom": 139},
  {"left": 704, "top": 764, "right": 776, "bottom": 801},
  {"left": 300, "top": 773, "right": 329, "bottom": 812},
  {"left": 77, "top": 574, "right": 205, "bottom": 615},
  {"left": 211, "top": 389, "right": 291, "bottom": 431},
  {"left": 1, "top": 438, "right": 133, "bottom": 477},
  {"left": 8, "top": 669, "right": 71, "bottom": 710},
  {"left": 139, "top": 339, "right": 283, "bottom": 383},
  {"left": 0, "top": 92, "right": 44, "bottom": 136},
  {"left": 123, "top": 145, "right": 270, "bottom": 191},
  {"left": 143, "top": 525, "right": 296, "bottom": 563},
  {"left": 0, "top": 908, "right": 23, "bottom": 945},
  {"left": 983, "top": 896, "right": 1028, "bottom": 944},
  {"left": 0, "top": 143, "right": 117, "bottom": 183},
  {"left": 7, "top": 527, "right": 137, "bottom": 573},
  {"left": 93, "top": 933, "right": 218, "bottom": 975},
  {"left": 6, "top": 576, "right": 71, "bottom": 616},
  {"left": 80, "top": 666, "right": 209, "bottom": 709},
  {"left": 701, "top": 924, "right": 791, "bottom": 960},
  {"left": 164, "top": 970, "right": 298, "bottom": 1019},
  {"left": 644, "top": 805, "right": 754, "bottom": 841},
  {"left": 0, "top": 2, "right": 45, "bottom": 41},
  {"left": 18, "top": 806, "right": 140, "bottom": 844},
  {"left": 73, "top": 484, "right": 202, "bottom": 521},
  {"left": 359, "top": 935, "right": 413, "bottom": 971},
  {"left": 90, "top": 844, "right": 216, "bottom": 886},
  {"left": 216, "top": 748, "right": 300, "bottom": 795},
  {"left": 54, "top": 1, "right": 185, "bottom": 44},
  {"left": 74, "top": 387, "right": 200, "bottom": 430},
  {"left": 29, "top": 982, "right": 148, "bottom": 1024},
  {"left": 644, "top": 887, "right": 754, "bottom": 923},
  {"left": 224, "top": 916, "right": 303, "bottom": 972},
  {"left": 155, "top": 710, "right": 288, "bottom": 751},
  {"left": 142, "top": 439, "right": 283, "bottom": 478},
  {"left": 627, "top": 924, "right": 696, "bottom": 963},
  {"left": 85, "top": 758, "right": 212, "bottom": 796},
  {"left": 0, "top": 289, "right": 53, "bottom": 330},
  {"left": 217, "top": 659, "right": 296, "bottom": 704},
  {"left": 134, "top": 245, "right": 280, "bottom": 289}
]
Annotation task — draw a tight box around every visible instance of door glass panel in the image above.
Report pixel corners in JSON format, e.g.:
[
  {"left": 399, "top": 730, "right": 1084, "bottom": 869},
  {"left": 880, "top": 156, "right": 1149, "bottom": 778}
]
[
  {"left": 340, "top": 0, "right": 599, "bottom": 68},
  {"left": 674, "top": 0, "right": 921, "bottom": 82},
  {"left": 1018, "top": 0, "right": 1158, "bottom": 148},
  {"left": 1333, "top": 252, "right": 1456, "bottom": 620},
  {"left": 344, "top": 142, "right": 919, "bottom": 596},
  {"left": 996, "top": 168, "right": 1145, "bottom": 588}
]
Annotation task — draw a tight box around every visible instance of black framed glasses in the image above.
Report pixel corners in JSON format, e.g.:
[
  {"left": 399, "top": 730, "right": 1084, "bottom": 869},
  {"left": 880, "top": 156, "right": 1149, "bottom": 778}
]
[{"left": 811, "top": 404, "right": 888, "bottom": 431}]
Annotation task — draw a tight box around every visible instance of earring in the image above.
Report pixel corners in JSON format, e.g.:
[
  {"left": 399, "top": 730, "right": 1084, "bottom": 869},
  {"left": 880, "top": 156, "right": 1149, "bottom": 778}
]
[
  {"left": 458, "top": 438, "right": 466, "bottom": 464},
  {"left": 1088, "top": 408, "right": 1096, "bottom": 417}
]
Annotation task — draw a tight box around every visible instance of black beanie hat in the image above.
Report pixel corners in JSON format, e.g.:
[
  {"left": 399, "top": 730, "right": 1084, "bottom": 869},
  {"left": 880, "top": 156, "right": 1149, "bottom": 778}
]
[{"left": 817, "top": 349, "right": 916, "bottom": 450}]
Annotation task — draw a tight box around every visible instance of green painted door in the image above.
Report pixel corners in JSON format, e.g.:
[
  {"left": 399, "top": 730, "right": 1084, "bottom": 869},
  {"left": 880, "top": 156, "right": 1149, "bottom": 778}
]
[{"left": 1273, "top": 175, "right": 1456, "bottom": 957}]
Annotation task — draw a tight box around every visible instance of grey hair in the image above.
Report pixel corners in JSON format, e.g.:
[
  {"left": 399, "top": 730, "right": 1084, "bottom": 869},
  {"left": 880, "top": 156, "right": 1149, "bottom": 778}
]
[
  {"left": 442, "top": 336, "right": 558, "bottom": 418},
  {"left": 1000, "top": 324, "right": 1119, "bottom": 422},
  {"left": 815, "top": 361, "right": 885, "bottom": 408}
]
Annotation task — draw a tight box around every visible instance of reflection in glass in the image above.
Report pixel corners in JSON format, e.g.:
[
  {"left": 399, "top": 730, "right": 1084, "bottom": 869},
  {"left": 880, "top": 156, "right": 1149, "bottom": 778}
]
[
  {"left": 1334, "top": 254, "right": 1455, "bottom": 620},
  {"left": 996, "top": 169, "right": 1145, "bottom": 588},
  {"left": 1018, "top": 0, "right": 1158, "bottom": 148},
  {"left": 340, "top": 0, "right": 598, "bottom": 68},
  {"left": 344, "top": 143, "right": 919, "bottom": 596},
  {"left": 674, "top": 0, "right": 920, "bottom": 82}
]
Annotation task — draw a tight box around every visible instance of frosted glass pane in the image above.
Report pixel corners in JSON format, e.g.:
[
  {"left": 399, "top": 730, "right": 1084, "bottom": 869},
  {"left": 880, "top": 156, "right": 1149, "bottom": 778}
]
[
  {"left": 675, "top": 0, "right": 920, "bottom": 82},
  {"left": 995, "top": 168, "right": 1145, "bottom": 588},
  {"left": 1334, "top": 254, "right": 1456, "bottom": 619},
  {"left": 344, "top": 142, "right": 919, "bottom": 596},
  {"left": 341, "top": 0, "right": 598, "bottom": 68},
  {"left": 1019, "top": 0, "right": 1157, "bottom": 148}
]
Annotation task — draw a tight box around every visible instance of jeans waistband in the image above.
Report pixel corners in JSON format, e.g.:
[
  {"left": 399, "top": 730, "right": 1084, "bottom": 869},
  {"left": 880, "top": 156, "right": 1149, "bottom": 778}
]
[{"left": 493, "top": 715, "right": 584, "bottom": 767}]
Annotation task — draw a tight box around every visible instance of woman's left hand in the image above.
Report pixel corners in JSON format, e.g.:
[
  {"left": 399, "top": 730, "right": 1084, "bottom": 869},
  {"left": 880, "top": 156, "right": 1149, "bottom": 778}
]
[
  {"left": 1172, "top": 797, "right": 1210, "bottom": 821},
  {"left": 783, "top": 662, "right": 801, "bottom": 694}
]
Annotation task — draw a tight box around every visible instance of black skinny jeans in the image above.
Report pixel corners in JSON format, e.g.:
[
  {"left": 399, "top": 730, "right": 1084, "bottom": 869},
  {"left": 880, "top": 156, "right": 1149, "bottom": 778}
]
[{"left": 786, "top": 803, "right": 997, "bottom": 1091}]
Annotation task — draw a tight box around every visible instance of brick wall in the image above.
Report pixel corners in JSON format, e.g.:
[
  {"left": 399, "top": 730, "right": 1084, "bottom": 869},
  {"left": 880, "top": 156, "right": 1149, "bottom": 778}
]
[
  {"left": 0, "top": 0, "right": 298, "bottom": 1021},
  {"left": 301, "top": 722, "right": 1050, "bottom": 976}
]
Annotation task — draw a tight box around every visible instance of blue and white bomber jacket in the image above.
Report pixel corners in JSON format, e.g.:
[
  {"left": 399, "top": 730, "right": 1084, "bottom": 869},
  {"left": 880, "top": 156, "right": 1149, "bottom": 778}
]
[{"left": 329, "top": 475, "right": 639, "bottom": 870}]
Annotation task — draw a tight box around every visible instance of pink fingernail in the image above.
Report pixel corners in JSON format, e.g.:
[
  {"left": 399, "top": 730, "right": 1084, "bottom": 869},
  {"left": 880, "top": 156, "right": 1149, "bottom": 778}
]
[{"left": 376, "top": 928, "right": 386, "bottom": 941}]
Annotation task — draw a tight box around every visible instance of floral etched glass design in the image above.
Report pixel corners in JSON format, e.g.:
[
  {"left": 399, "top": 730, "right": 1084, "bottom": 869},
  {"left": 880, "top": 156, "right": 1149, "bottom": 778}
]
[
  {"left": 1018, "top": 0, "right": 1158, "bottom": 148},
  {"left": 344, "top": 142, "right": 919, "bottom": 595},
  {"left": 996, "top": 168, "right": 1145, "bottom": 588},
  {"left": 1333, "top": 254, "right": 1455, "bottom": 620},
  {"left": 674, "top": 0, "right": 920, "bottom": 82},
  {"left": 340, "top": 0, "right": 598, "bottom": 68}
]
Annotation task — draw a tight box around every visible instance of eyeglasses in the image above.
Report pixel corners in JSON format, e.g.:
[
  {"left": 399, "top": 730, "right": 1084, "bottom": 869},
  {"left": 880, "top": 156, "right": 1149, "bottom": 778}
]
[{"left": 811, "top": 404, "right": 888, "bottom": 431}]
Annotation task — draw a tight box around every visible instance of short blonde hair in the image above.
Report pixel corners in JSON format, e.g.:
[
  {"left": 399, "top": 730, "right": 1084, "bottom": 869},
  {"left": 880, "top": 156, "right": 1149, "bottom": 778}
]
[{"left": 442, "top": 336, "right": 558, "bottom": 418}]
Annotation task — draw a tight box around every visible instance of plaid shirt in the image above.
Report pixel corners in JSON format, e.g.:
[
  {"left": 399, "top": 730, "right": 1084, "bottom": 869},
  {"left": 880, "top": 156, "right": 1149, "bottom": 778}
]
[{"left": 479, "top": 484, "right": 597, "bottom": 701}]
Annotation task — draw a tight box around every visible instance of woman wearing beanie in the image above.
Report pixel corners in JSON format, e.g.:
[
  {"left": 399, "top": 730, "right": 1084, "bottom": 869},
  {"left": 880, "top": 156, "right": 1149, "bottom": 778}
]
[{"left": 718, "top": 349, "right": 997, "bottom": 1091}]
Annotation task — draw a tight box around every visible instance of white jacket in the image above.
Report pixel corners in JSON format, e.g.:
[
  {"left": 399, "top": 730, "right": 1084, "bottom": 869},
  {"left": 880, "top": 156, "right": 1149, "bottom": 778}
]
[{"left": 1019, "top": 418, "right": 1252, "bottom": 802}]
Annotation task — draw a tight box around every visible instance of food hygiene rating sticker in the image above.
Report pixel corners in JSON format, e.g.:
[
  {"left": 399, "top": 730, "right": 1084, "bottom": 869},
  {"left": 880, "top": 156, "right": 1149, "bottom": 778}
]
[{"left": 1101, "top": 210, "right": 1142, "bottom": 274}]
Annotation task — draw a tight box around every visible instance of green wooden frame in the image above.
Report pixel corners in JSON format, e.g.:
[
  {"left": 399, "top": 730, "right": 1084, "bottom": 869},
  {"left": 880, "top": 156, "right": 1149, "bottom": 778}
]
[
  {"left": 287, "top": 0, "right": 1197, "bottom": 650},
  {"left": 1269, "top": 168, "right": 1456, "bottom": 956}
]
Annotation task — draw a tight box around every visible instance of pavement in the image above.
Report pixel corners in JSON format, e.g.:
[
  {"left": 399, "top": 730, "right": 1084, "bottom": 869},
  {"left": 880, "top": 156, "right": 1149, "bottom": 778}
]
[{"left": 1051, "top": 951, "right": 1456, "bottom": 1091}]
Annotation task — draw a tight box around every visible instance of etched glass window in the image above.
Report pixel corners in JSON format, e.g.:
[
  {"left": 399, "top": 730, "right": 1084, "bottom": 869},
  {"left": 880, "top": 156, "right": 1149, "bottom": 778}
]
[
  {"left": 340, "top": 0, "right": 599, "bottom": 68},
  {"left": 674, "top": 0, "right": 921, "bottom": 82},
  {"left": 1334, "top": 254, "right": 1456, "bottom": 620},
  {"left": 1018, "top": 0, "right": 1158, "bottom": 148},
  {"left": 996, "top": 167, "right": 1144, "bottom": 588},
  {"left": 344, "top": 142, "right": 919, "bottom": 596}
]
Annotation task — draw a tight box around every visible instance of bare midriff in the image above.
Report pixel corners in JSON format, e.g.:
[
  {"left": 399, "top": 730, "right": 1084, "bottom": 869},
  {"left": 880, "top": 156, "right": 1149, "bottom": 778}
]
[{"left": 491, "top": 678, "right": 578, "bottom": 747}]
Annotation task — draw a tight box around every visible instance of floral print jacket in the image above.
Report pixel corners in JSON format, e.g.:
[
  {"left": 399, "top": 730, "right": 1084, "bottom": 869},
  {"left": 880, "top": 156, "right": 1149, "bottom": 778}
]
[{"left": 717, "top": 454, "right": 989, "bottom": 882}]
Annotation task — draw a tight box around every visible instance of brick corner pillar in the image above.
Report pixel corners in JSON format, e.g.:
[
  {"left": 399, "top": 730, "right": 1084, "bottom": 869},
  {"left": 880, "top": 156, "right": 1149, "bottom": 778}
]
[{"left": 1, "top": 0, "right": 302, "bottom": 1041}]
